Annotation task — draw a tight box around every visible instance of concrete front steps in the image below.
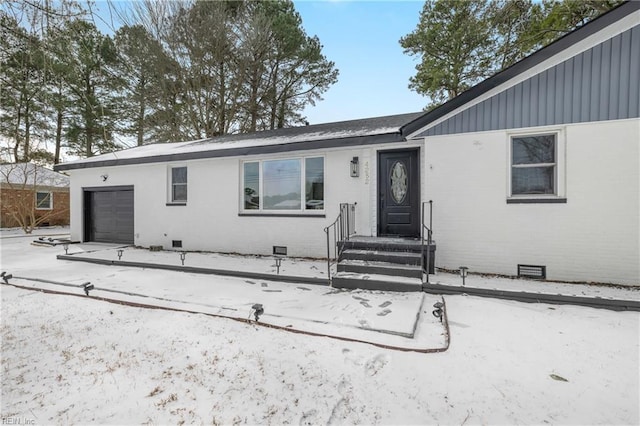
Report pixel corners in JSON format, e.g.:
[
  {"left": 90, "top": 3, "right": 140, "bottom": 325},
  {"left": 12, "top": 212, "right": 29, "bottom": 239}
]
[{"left": 331, "top": 236, "right": 435, "bottom": 292}]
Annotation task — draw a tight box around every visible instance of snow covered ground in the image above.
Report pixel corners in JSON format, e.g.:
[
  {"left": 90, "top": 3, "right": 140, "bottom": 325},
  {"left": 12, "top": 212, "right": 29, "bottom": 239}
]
[{"left": 1, "top": 227, "right": 639, "bottom": 424}]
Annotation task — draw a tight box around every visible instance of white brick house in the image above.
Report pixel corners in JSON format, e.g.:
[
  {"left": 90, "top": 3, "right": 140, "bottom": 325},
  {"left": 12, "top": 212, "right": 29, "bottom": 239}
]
[{"left": 56, "top": 2, "right": 640, "bottom": 286}]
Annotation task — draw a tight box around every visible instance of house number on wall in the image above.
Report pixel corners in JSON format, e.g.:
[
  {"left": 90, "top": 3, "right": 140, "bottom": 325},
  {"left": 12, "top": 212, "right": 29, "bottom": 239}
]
[
  {"left": 364, "top": 161, "right": 370, "bottom": 184},
  {"left": 390, "top": 161, "right": 407, "bottom": 203}
]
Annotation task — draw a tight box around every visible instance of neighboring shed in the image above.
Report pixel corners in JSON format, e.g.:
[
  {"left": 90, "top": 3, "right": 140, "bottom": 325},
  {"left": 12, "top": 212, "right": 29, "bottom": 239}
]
[{"left": 0, "top": 163, "right": 70, "bottom": 230}]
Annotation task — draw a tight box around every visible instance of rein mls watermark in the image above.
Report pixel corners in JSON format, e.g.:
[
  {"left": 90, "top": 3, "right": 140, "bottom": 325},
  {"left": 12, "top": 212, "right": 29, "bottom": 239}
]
[{"left": 1, "top": 417, "right": 35, "bottom": 425}]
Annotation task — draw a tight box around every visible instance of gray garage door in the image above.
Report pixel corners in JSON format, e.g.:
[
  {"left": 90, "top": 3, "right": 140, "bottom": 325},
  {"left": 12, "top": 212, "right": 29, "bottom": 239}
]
[{"left": 85, "top": 187, "right": 134, "bottom": 244}]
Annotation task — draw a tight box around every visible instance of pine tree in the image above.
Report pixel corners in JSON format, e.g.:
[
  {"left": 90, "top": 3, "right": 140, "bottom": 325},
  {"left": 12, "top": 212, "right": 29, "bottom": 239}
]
[{"left": 400, "top": 0, "right": 495, "bottom": 108}]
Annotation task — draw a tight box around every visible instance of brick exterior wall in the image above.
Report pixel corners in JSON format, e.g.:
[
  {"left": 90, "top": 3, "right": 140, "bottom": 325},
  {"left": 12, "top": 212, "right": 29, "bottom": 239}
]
[{"left": 0, "top": 186, "right": 70, "bottom": 228}]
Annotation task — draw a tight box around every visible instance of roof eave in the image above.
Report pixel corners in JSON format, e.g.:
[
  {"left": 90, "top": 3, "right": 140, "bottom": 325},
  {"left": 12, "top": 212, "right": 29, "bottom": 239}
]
[
  {"left": 401, "top": 0, "right": 639, "bottom": 138},
  {"left": 54, "top": 132, "right": 406, "bottom": 171}
]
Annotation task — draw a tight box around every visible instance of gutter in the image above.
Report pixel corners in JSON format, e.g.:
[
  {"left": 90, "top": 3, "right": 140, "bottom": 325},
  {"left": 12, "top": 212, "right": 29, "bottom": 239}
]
[{"left": 54, "top": 132, "right": 405, "bottom": 171}]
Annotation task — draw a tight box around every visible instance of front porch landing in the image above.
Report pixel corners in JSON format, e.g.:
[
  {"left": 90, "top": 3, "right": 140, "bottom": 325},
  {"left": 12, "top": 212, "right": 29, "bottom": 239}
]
[{"left": 332, "top": 235, "right": 436, "bottom": 292}]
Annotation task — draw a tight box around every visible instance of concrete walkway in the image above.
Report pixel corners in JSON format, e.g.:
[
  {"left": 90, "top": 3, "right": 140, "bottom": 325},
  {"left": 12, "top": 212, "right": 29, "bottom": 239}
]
[{"left": 56, "top": 244, "right": 640, "bottom": 312}]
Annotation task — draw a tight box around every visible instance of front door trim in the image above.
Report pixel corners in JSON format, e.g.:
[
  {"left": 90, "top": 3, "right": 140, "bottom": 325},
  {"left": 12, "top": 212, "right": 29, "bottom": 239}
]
[{"left": 377, "top": 148, "right": 420, "bottom": 237}]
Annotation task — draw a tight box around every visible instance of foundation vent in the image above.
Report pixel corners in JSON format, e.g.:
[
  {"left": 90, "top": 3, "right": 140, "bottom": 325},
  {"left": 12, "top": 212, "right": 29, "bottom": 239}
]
[
  {"left": 518, "top": 264, "right": 546, "bottom": 279},
  {"left": 273, "top": 246, "right": 287, "bottom": 256}
]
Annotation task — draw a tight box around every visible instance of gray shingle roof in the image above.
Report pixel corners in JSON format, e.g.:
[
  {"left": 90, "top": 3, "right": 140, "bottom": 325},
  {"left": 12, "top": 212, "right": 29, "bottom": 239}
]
[
  {"left": 55, "top": 112, "right": 424, "bottom": 171},
  {"left": 195, "top": 111, "right": 424, "bottom": 145},
  {"left": 0, "top": 163, "right": 69, "bottom": 187}
]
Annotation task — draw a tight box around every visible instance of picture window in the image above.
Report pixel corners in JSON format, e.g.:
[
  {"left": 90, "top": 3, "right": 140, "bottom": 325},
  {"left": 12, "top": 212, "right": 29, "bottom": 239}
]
[{"left": 242, "top": 157, "right": 324, "bottom": 212}]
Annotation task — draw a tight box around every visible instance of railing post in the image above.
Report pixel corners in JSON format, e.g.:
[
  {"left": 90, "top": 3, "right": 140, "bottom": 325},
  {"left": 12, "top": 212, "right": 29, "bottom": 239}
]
[
  {"left": 429, "top": 200, "right": 433, "bottom": 241},
  {"left": 350, "top": 204, "right": 355, "bottom": 238},
  {"left": 324, "top": 203, "right": 357, "bottom": 287},
  {"left": 345, "top": 203, "right": 350, "bottom": 241},
  {"left": 326, "top": 228, "right": 331, "bottom": 284},
  {"left": 421, "top": 202, "right": 425, "bottom": 282},
  {"left": 343, "top": 203, "right": 348, "bottom": 241},
  {"left": 425, "top": 200, "right": 433, "bottom": 285}
]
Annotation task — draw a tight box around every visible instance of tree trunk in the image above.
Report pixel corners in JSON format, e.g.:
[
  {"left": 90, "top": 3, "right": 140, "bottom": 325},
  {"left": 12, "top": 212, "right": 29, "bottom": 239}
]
[
  {"left": 248, "top": 67, "right": 260, "bottom": 132},
  {"left": 277, "top": 92, "right": 287, "bottom": 129},
  {"left": 137, "top": 86, "right": 145, "bottom": 146},
  {"left": 13, "top": 103, "right": 23, "bottom": 162},
  {"left": 217, "top": 61, "right": 225, "bottom": 136},
  {"left": 268, "top": 61, "right": 280, "bottom": 130},
  {"left": 24, "top": 102, "right": 31, "bottom": 161},
  {"left": 54, "top": 107, "right": 62, "bottom": 164},
  {"left": 85, "top": 76, "right": 93, "bottom": 157}
]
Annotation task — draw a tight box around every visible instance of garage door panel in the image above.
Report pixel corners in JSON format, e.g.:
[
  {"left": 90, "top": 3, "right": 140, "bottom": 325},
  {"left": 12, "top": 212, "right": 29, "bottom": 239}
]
[{"left": 85, "top": 188, "right": 134, "bottom": 244}]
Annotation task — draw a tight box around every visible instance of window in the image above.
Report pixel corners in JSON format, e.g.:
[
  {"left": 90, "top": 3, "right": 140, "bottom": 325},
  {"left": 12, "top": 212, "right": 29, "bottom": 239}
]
[
  {"left": 305, "top": 157, "right": 324, "bottom": 210},
  {"left": 35, "top": 191, "right": 52, "bottom": 210},
  {"left": 243, "top": 162, "right": 259, "bottom": 210},
  {"left": 264, "top": 159, "right": 301, "bottom": 210},
  {"left": 242, "top": 157, "right": 324, "bottom": 212},
  {"left": 511, "top": 134, "right": 556, "bottom": 195},
  {"left": 170, "top": 166, "right": 187, "bottom": 203}
]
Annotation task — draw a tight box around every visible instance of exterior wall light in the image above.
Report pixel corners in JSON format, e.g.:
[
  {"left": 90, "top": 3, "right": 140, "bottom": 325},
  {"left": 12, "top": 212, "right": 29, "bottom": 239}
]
[
  {"left": 179, "top": 251, "right": 186, "bottom": 266},
  {"left": 350, "top": 157, "right": 359, "bottom": 177},
  {"left": 251, "top": 303, "right": 264, "bottom": 321},
  {"left": 117, "top": 249, "right": 123, "bottom": 260},
  {"left": 432, "top": 301, "right": 444, "bottom": 322},
  {"left": 83, "top": 282, "right": 94, "bottom": 296},
  {"left": 459, "top": 266, "right": 469, "bottom": 286}
]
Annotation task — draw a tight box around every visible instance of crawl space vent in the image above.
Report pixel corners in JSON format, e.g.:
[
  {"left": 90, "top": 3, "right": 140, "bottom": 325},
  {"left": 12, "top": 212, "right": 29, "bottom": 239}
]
[
  {"left": 518, "top": 264, "right": 546, "bottom": 279},
  {"left": 172, "top": 240, "right": 183, "bottom": 248},
  {"left": 273, "top": 246, "right": 287, "bottom": 256}
]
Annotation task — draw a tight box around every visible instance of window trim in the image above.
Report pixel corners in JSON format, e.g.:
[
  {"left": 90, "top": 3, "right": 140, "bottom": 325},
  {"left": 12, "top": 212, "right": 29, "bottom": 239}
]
[
  {"left": 240, "top": 155, "right": 325, "bottom": 215},
  {"left": 507, "top": 129, "right": 566, "bottom": 203},
  {"left": 35, "top": 191, "right": 53, "bottom": 210},
  {"left": 167, "top": 165, "right": 188, "bottom": 205}
]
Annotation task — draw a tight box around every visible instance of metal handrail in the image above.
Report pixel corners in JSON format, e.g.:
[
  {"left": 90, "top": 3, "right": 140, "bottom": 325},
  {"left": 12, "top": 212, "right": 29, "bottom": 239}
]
[
  {"left": 324, "top": 203, "right": 356, "bottom": 284},
  {"left": 420, "top": 200, "right": 433, "bottom": 285}
]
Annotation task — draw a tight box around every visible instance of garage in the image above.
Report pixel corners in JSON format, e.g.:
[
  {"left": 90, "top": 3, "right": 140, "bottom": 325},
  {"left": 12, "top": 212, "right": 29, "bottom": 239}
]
[{"left": 84, "top": 186, "right": 134, "bottom": 244}]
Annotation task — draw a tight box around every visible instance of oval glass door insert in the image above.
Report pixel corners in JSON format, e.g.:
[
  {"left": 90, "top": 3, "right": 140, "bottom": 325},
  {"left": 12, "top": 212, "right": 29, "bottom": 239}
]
[{"left": 390, "top": 161, "right": 408, "bottom": 203}]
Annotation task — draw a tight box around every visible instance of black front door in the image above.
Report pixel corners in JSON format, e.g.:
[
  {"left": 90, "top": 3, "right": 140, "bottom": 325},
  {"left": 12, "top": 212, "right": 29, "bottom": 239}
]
[{"left": 378, "top": 148, "right": 420, "bottom": 237}]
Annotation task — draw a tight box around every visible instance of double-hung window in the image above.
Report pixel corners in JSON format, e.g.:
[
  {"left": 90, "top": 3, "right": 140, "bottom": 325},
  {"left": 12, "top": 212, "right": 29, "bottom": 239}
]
[
  {"left": 35, "top": 191, "right": 52, "bottom": 210},
  {"left": 511, "top": 134, "right": 556, "bottom": 196},
  {"left": 170, "top": 166, "right": 187, "bottom": 203},
  {"left": 242, "top": 157, "right": 324, "bottom": 213}
]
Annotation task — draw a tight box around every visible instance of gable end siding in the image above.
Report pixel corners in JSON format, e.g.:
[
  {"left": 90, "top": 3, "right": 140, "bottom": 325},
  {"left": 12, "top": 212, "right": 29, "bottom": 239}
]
[{"left": 420, "top": 25, "right": 639, "bottom": 137}]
